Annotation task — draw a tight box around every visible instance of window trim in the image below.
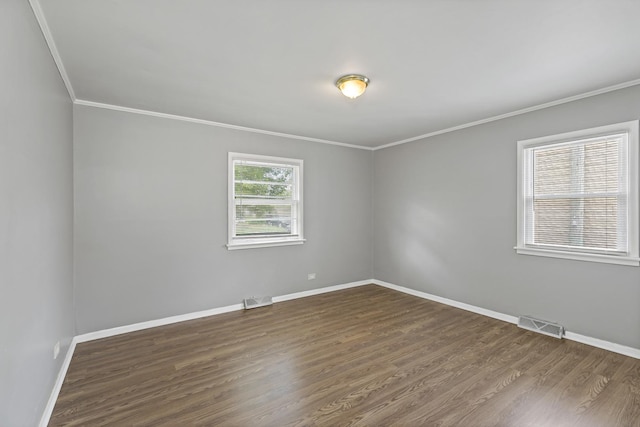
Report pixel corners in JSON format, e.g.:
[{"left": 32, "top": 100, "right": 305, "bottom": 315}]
[
  {"left": 515, "top": 121, "right": 640, "bottom": 266},
  {"left": 227, "top": 152, "right": 305, "bottom": 250}
]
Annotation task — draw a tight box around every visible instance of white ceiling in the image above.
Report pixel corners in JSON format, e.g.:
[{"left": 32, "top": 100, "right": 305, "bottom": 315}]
[{"left": 37, "top": 0, "right": 640, "bottom": 148}]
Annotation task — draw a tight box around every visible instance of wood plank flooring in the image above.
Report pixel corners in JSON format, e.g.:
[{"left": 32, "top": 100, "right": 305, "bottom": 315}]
[{"left": 50, "top": 285, "right": 640, "bottom": 426}]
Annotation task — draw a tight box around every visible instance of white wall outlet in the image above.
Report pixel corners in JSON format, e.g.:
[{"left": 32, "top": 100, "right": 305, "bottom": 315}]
[
  {"left": 53, "top": 341, "right": 60, "bottom": 360},
  {"left": 307, "top": 273, "right": 316, "bottom": 280}
]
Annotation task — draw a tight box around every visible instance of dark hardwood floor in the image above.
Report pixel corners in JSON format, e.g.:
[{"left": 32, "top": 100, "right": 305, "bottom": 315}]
[{"left": 50, "top": 285, "right": 640, "bottom": 426}]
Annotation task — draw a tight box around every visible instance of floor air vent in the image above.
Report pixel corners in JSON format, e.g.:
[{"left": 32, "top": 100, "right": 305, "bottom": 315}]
[
  {"left": 517, "top": 315, "right": 564, "bottom": 339},
  {"left": 243, "top": 296, "right": 273, "bottom": 310}
]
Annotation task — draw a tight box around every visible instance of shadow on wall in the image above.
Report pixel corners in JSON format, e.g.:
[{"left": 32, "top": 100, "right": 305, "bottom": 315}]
[{"left": 391, "top": 202, "right": 452, "bottom": 290}]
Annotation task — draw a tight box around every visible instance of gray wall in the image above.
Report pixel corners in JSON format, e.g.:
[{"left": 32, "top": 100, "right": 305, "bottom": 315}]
[
  {"left": 374, "top": 84, "right": 640, "bottom": 349},
  {"left": 0, "top": 0, "right": 75, "bottom": 425},
  {"left": 73, "top": 105, "right": 373, "bottom": 333},
  {"left": 6, "top": 1, "right": 640, "bottom": 420}
]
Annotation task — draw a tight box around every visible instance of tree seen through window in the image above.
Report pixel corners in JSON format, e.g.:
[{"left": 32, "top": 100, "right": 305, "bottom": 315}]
[{"left": 234, "top": 163, "right": 294, "bottom": 236}]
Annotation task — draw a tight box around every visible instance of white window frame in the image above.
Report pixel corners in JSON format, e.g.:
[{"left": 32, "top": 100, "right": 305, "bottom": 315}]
[
  {"left": 227, "top": 152, "right": 304, "bottom": 250},
  {"left": 515, "top": 121, "right": 639, "bottom": 266}
]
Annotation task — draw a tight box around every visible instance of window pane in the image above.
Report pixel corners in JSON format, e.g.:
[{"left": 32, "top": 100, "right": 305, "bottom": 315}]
[
  {"left": 517, "top": 121, "right": 639, "bottom": 264},
  {"left": 583, "top": 197, "right": 619, "bottom": 249},
  {"left": 234, "top": 164, "right": 294, "bottom": 199},
  {"left": 235, "top": 204, "right": 292, "bottom": 236},
  {"left": 235, "top": 182, "right": 292, "bottom": 198},
  {"left": 534, "top": 146, "right": 577, "bottom": 195},
  {"left": 533, "top": 140, "right": 619, "bottom": 196},
  {"left": 533, "top": 197, "right": 619, "bottom": 249},
  {"left": 235, "top": 164, "right": 293, "bottom": 184},
  {"left": 584, "top": 140, "right": 619, "bottom": 193},
  {"left": 228, "top": 153, "right": 303, "bottom": 249},
  {"left": 529, "top": 137, "right": 624, "bottom": 252}
]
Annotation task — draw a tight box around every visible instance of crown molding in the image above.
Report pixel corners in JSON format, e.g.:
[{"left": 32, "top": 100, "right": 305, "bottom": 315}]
[
  {"left": 374, "top": 78, "right": 640, "bottom": 151},
  {"left": 77, "top": 77, "right": 640, "bottom": 152},
  {"left": 29, "top": 0, "right": 76, "bottom": 101},
  {"left": 74, "top": 99, "right": 373, "bottom": 151},
  {"left": 28, "top": 0, "right": 640, "bottom": 152}
]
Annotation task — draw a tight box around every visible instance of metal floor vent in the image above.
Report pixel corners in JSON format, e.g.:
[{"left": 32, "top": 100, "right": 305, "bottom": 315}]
[
  {"left": 243, "top": 296, "right": 273, "bottom": 310},
  {"left": 517, "top": 315, "right": 564, "bottom": 339}
]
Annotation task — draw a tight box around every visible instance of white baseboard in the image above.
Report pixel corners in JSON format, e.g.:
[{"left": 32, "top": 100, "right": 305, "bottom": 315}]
[
  {"left": 74, "top": 303, "right": 244, "bottom": 343},
  {"left": 38, "top": 339, "right": 77, "bottom": 427},
  {"left": 372, "top": 279, "right": 518, "bottom": 324},
  {"left": 372, "top": 279, "right": 640, "bottom": 360},
  {"left": 273, "top": 279, "right": 370, "bottom": 303},
  {"left": 563, "top": 332, "right": 640, "bottom": 359},
  {"left": 39, "top": 279, "right": 371, "bottom": 426},
  {"left": 40, "top": 277, "right": 640, "bottom": 426},
  {"left": 74, "top": 279, "right": 371, "bottom": 343}
]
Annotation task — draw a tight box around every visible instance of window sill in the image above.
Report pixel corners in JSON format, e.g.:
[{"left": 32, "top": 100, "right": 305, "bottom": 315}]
[
  {"left": 514, "top": 246, "right": 639, "bottom": 266},
  {"left": 227, "top": 238, "right": 306, "bottom": 251}
]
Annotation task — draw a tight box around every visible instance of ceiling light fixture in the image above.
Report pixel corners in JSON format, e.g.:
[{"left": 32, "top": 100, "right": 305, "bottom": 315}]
[{"left": 335, "top": 74, "right": 370, "bottom": 99}]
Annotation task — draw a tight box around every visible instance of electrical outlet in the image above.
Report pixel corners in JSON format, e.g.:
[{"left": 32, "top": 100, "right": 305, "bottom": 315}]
[
  {"left": 53, "top": 341, "right": 60, "bottom": 360},
  {"left": 307, "top": 273, "right": 316, "bottom": 280}
]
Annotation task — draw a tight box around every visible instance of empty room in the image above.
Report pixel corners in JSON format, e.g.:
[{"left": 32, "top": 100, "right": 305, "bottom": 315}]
[{"left": 3, "top": 0, "right": 640, "bottom": 425}]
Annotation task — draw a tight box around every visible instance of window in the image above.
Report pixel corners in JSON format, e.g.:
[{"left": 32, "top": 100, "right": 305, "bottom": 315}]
[
  {"left": 516, "top": 121, "right": 639, "bottom": 266},
  {"left": 227, "top": 153, "right": 304, "bottom": 250}
]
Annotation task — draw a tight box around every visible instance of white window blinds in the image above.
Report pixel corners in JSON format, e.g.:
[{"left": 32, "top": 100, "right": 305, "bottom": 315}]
[
  {"left": 516, "top": 121, "right": 639, "bottom": 266},
  {"left": 234, "top": 161, "right": 298, "bottom": 237},
  {"left": 523, "top": 135, "right": 627, "bottom": 254},
  {"left": 228, "top": 153, "right": 304, "bottom": 250}
]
